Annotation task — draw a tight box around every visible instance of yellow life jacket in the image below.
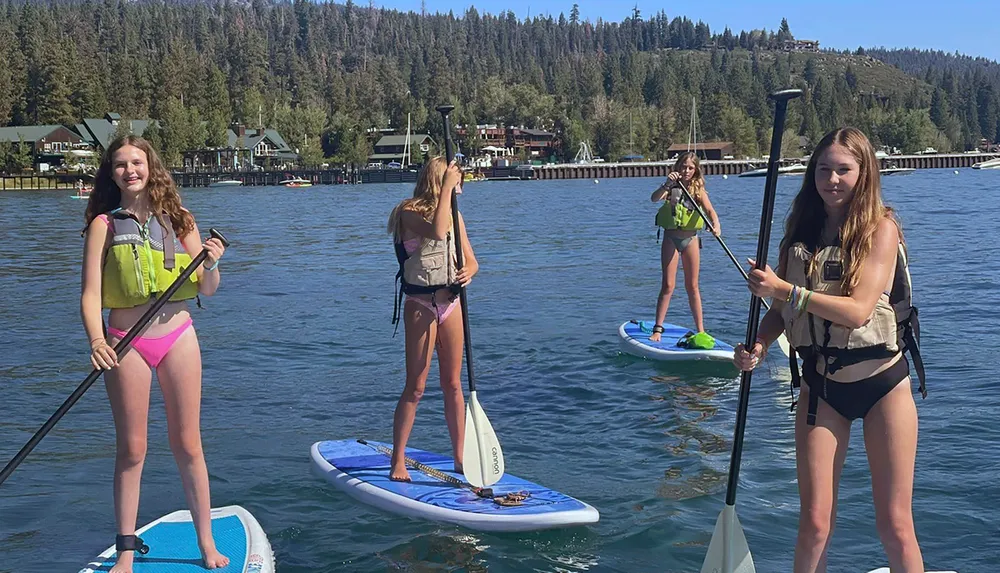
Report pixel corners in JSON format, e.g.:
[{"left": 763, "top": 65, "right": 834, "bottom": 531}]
[
  {"left": 101, "top": 209, "right": 199, "bottom": 309},
  {"left": 655, "top": 186, "right": 705, "bottom": 231}
]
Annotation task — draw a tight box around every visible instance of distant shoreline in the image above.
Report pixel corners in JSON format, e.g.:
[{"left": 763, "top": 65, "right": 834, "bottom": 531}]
[{"left": 2, "top": 151, "right": 998, "bottom": 191}]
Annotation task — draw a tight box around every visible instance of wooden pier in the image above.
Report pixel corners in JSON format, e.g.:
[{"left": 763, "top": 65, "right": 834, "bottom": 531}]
[
  {"left": 2, "top": 153, "right": 996, "bottom": 191},
  {"left": 534, "top": 153, "right": 999, "bottom": 180}
]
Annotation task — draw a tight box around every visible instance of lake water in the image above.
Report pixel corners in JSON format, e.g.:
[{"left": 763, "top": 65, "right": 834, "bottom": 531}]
[{"left": 1, "top": 169, "right": 997, "bottom": 572}]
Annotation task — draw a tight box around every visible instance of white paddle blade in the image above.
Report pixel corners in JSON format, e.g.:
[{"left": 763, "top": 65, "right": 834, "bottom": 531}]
[
  {"left": 776, "top": 332, "right": 791, "bottom": 358},
  {"left": 462, "top": 391, "right": 504, "bottom": 488},
  {"left": 701, "top": 504, "right": 755, "bottom": 573}
]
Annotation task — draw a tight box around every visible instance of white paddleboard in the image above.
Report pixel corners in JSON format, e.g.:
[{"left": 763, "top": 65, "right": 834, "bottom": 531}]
[
  {"left": 619, "top": 320, "right": 735, "bottom": 361},
  {"left": 79, "top": 505, "right": 274, "bottom": 573}
]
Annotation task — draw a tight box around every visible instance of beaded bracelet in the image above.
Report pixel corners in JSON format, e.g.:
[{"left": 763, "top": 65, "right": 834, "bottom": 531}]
[
  {"left": 206, "top": 260, "right": 219, "bottom": 271},
  {"left": 796, "top": 288, "right": 811, "bottom": 312}
]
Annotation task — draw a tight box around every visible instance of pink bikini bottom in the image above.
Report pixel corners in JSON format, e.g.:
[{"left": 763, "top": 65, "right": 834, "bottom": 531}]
[
  {"left": 406, "top": 295, "right": 459, "bottom": 324},
  {"left": 107, "top": 319, "right": 193, "bottom": 368}
]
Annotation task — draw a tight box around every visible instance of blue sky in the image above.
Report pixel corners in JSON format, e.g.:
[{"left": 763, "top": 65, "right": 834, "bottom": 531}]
[{"left": 373, "top": 0, "right": 1000, "bottom": 62}]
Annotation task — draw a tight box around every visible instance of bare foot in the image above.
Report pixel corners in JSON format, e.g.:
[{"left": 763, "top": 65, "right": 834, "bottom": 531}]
[
  {"left": 649, "top": 332, "right": 662, "bottom": 342},
  {"left": 389, "top": 462, "right": 411, "bottom": 482},
  {"left": 109, "top": 550, "right": 134, "bottom": 573},
  {"left": 454, "top": 461, "right": 464, "bottom": 474},
  {"left": 201, "top": 545, "right": 230, "bottom": 569}
]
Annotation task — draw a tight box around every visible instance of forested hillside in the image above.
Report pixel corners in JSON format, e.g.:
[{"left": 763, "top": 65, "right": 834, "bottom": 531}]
[{"left": 1, "top": 0, "right": 997, "bottom": 165}]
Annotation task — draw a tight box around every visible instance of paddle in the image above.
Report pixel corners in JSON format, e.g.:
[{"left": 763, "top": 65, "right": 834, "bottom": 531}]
[
  {"left": 701, "top": 88, "right": 801, "bottom": 573},
  {"left": 0, "top": 229, "right": 230, "bottom": 486},
  {"left": 673, "top": 180, "right": 792, "bottom": 358},
  {"left": 436, "top": 104, "right": 505, "bottom": 488}
]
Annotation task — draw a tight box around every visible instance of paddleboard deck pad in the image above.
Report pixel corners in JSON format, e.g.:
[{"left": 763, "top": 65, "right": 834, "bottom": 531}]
[
  {"left": 618, "top": 320, "right": 735, "bottom": 361},
  {"left": 80, "top": 505, "right": 274, "bottom": 573},
  {"left": 311, "top": 439, "right": 599, "bottom": 532}
]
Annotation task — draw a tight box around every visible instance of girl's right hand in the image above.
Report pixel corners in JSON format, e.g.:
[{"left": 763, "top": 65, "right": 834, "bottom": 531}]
[
  {"left": 733, "top": 341, "right": 766, "bottom": 371},
  {"left": 443, "top": 161, "right": 462, "bottom": 193},
  {"left": 667, "top": 172, "right": 681, "bottom": 182},
  {"left": 90, "top": 340, "right": 119, "bottom": 370}
]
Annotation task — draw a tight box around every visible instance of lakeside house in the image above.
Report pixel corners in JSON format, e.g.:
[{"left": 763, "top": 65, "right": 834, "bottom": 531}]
[
  {"left": 457, "top": 124, "right": 560, "bottom": 161},
  {"left": 1, "top": 112, "right": 296, "bottom": 172},
  {"left": 367, "top": 134, "right": 435, "bottom": 167},
  {"left": 666, "top": 142, "right": 735, "bottom": 161},
  {"left": 0, "top": 124, "right": 93, "bottom": 172},
  {"left": 182, "top": 124, "right": 298, "bottom": 171},
  {"left": 75, "top": 113, "right": 158, "bottom": 153}
]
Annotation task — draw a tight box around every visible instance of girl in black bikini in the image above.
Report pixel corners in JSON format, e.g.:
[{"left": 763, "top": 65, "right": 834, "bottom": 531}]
[{"left": 735, "top": 127, "right": 924, "bottom": 572}]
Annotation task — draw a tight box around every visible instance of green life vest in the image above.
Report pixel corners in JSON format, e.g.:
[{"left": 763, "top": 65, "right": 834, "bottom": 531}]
[
  {"left": 655, "top": 186, "right": 705, "bottom": 231},
  {"left": 101, "top": 209, "right": 199, "bottom": 309}
]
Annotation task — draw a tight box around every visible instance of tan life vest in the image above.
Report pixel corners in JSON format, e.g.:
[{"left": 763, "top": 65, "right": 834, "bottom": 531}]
[
  {"left": 391, "top": 215, "right": 459, "bottom": 332},
  {"left": 398, "top": 232, "right": 457, "bottom": 292},
  {"left": 782, "top": 242, "right": 899, "bottom": 361}
]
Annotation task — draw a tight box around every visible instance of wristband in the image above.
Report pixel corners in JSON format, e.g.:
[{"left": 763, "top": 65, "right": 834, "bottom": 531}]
[{"left": 205, "top": 260, "right": 219, "bottom": 271}]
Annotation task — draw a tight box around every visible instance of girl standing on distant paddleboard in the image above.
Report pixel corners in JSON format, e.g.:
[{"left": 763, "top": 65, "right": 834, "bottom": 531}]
[
  {"left": 81, "top": 136, "right": 229, "bottom": 573},
  {"left": 735, "top": 127, "right": 924, "bottom": 572},
  {"left": 649, "top": 151, "right": 721, "bottom": 344},
  {"left": 388, "top": 157, "right": 478, "bottom": 482}
]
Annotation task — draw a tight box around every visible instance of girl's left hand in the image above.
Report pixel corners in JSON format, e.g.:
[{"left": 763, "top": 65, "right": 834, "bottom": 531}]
[
  {"left": 456, "top": 264, "right": 477, "bottom": 287},
  {"left": 711, "top": 222, "right": 721, "bottom": 237},
  {"left": 746, "top": 258, "right": 784, "bottom": 298},
  {"left": 203, "top": 237, "right": 226, "bottom": 267}
]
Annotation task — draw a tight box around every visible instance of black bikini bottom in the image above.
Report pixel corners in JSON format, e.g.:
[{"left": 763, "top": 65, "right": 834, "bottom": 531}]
[{"left": 802, "top": 356, "right": 910, "bottom": 426}]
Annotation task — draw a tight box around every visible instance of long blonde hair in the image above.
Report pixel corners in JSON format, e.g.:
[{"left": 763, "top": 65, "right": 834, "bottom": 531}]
[
  {"left": 672, "top": 152, "right": 706, "bottom": 201},
  {"left": 85, "top": 135, "right": 194, "bottom": 237},
  {"left": 387, "top": 156, "right": 451, "bottom": 237},
  {"left": 778, "top": 127, "right": 902, "bottom": 294}
]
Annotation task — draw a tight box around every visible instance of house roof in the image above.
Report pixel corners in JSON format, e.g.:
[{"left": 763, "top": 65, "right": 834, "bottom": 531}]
[
  {"left": 80, "top": 117, "right": 158, "bottom": 150},
  {"left": 227, "top": 129, "right": 292, "bottom": 152},
  {"left": 374, "top": 134, "right": 433, "bottom": 147},
  {"left": 511, "top": 128, "right": 555, "bottom": 137},
  {"left": 73, "top": 124, "right": 92, "bottom": 143},
  {"left": 0, "top": 125, "right": 78, "bottom": 143}
]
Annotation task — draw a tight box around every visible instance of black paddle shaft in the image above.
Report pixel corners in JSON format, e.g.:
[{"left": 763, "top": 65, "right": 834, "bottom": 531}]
[
  {"left": 724, "top": 89, "right": 802, "bottom": 506},
  {"left": 436, "top": 104, "right": 478, "bottom": 393},
  {"left": 674, "top": 181, "right": 771, "bottom": 312},
  {"left": 0, "top": 229, "right": 229, "bottom": 486}
]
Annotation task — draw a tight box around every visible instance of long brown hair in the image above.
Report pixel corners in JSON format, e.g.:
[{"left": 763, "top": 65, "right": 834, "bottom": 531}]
[
  {"left": 85, "top": 135, "right": 194, "bottom": 237},
  {"left": 672, "top": 151, "right": 706, "bottom": 201},
  {"left": 387, "top": 156, "right": 451, "bottom": 236},
  {"left": 778, "top": 127, "right": 902, "bottom": 294}
]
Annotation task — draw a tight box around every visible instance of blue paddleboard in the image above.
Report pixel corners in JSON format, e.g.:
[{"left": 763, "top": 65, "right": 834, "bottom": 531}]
[
  {"left": 311, "top": 439, "right": 599, "bottom": 532},
  {"left": 618, "top": 320, "right": 735, "bottom": 361},
  {"left": 80, "top": 505, "right": 274, "bottom": 573}
]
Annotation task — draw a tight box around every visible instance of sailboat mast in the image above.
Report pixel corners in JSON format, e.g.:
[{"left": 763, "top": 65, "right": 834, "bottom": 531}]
[
  {"left": 401, "top": 113, "right": 411, "bottom": 168},
  {"left": 629, "top": 110, "right": 634, "bottom": 154}
]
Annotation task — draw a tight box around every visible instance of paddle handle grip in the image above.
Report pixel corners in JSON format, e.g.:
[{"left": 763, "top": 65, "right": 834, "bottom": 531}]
[
  {"left": 436, "top": 104, "right": 477, "bottom": 394},
  {"left": 0, "top": 230, "right": 228, "bottom": 486}
]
